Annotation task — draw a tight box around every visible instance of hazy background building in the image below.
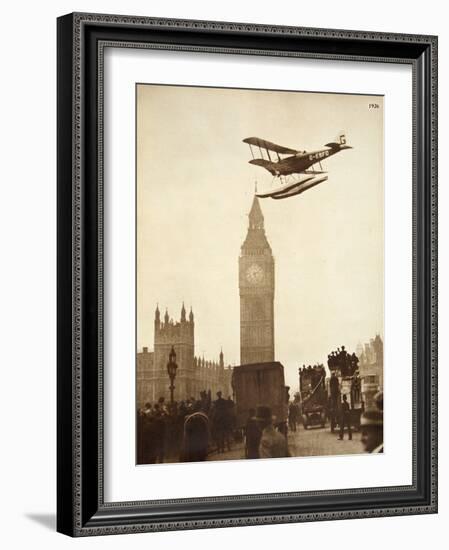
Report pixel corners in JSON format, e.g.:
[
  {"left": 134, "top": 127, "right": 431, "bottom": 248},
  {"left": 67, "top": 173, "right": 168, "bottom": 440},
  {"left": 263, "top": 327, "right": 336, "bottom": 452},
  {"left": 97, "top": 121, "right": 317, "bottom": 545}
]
[{"left": 357, "top": 334, "right": 383, "bottom": 408}]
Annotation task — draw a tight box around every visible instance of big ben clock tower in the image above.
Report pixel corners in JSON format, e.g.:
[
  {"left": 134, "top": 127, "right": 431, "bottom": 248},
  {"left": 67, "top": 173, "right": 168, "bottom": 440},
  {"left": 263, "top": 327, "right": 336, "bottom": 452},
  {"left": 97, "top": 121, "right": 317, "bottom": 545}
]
[{"left": 239, "top": 196, "right": 275, "bottom": 364}]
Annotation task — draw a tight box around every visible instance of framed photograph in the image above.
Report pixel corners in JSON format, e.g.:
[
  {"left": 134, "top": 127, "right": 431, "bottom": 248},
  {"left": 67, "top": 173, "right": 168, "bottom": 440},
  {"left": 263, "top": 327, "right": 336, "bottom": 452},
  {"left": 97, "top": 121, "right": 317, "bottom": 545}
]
[{"left": 57, "top": 12, "right": 438, "bottom": 536}]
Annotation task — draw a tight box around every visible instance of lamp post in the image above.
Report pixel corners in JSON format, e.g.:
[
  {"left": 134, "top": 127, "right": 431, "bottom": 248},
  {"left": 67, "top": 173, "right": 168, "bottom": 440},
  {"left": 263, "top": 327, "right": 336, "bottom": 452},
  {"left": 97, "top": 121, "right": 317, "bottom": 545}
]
[{"left": 167, "top": 345, "right": 178, "bottom": 404}]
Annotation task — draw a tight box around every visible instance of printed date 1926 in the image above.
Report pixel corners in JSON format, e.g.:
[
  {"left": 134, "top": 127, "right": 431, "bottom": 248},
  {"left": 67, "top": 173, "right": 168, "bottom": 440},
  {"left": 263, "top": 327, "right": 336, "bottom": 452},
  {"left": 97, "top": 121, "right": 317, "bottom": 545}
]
[{"left": 369, "top": 103, "right": 380, "bottom": 109}]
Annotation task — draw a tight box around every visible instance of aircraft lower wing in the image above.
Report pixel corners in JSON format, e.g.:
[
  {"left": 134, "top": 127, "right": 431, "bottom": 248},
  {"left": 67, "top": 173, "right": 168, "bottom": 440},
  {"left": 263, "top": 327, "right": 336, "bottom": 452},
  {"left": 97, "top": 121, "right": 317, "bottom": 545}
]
[{"left": 248, "top": 158, "right": 278, "bottom": 175}]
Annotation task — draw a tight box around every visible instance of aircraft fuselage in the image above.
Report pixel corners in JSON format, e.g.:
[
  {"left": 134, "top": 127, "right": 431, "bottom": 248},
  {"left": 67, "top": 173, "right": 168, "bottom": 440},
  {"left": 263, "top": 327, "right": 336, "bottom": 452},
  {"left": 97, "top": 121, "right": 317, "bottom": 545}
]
[{"left": 273, "top": 144, "right": 351, "bottom": 176}]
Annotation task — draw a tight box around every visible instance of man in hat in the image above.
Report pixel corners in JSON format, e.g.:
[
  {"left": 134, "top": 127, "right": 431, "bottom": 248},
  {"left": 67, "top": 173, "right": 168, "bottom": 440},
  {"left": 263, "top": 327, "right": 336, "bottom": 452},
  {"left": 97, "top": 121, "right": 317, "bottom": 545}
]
[
  {"left": 360, "top": 409, "right": 383, "bottom": 453},
  {"left": 256, "top": 405, "right": 289, "bottom": 459},
  {"left": 288, "top": 401, "right": 298, "bottom": 433},
  {"left": 152, "top": 403, "right": 166, "bottom": 463},
  {"left": 245, "top": 408, "right": 262, "bottom": 459},
  {"left": 338, "top": 394, "right": 352, "bottom": 441},
  {"left": 374, "top": 391, "right": 383, "bottom": 412},
  {"left": 212, "top": 391, "right": 228, "bottom": 453},
  {"left": 182, "top": 411, "right": 210, "bottom": 462}
]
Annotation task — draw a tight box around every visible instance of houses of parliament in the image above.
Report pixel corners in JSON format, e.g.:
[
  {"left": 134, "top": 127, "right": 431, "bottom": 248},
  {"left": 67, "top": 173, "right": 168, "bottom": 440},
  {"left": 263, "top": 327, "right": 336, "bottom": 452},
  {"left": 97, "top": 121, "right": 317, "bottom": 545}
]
[
  {"left": 136, "top": 304, "right": 234, "bottom": 407},
  {"left": 136, "top": 196, "right": 276, "bottom": 407}
]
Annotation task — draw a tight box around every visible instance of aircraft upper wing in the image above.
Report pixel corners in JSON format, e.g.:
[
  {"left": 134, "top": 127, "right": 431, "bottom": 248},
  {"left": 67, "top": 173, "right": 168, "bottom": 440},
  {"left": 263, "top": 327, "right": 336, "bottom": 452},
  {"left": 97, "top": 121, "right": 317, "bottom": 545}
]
[{"left": 243, "top": 137, "right": 298, "bottom": 155}]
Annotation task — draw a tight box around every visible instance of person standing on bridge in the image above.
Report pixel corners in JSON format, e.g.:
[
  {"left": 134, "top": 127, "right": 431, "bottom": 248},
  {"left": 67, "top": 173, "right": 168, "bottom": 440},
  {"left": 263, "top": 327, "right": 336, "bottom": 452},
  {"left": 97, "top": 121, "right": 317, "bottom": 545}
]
[
  {"left": 182, "top": 411, "right": 209, "bottom": 462},
  {"left": 256, "top": 405, "right": 289, "bottom": 459},
  {"left": 288, "top": 401, "right": 299, "bottom": 432},
  {"left": 245, "top": 408, "right": 262, "bottom": 459},
  {"left": 338, "top": 394, "right": 352, "bottom": 441},
  {"left": 212, "top": 391, "right": 228, "bottom": 453}
]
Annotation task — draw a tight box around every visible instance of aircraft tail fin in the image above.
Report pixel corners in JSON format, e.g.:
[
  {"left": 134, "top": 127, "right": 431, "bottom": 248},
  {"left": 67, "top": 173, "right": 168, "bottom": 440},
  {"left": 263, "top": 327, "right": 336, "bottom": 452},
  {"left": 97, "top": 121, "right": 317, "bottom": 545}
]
[
  {"left": 336, "top": 132, "right": 347, "bottom": 145},
  {"left": 325, "top": 132, "right": 349, "bottom": 148}
]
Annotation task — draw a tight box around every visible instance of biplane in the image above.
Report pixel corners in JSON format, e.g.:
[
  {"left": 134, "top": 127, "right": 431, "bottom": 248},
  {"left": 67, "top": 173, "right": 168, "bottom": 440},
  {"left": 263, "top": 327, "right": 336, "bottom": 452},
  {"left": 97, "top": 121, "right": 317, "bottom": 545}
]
[{"left": 243, "top": 133, "right": 352, "bottom": 199}]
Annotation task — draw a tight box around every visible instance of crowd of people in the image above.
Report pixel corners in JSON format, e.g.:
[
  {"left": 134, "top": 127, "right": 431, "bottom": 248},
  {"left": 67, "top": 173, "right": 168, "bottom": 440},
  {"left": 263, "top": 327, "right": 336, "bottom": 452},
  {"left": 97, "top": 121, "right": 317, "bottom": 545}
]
[
  {"left": 137, "top": 392, "right": 292, "bottom": 463},
  {"left": 137, "top": 356, "right": 384, "bottom": 465},
  {"left": 327, "top": 345, "right": 359, "bottom": 377},
  {"left": 244, "top": 394, "right": 383, "bottom": 459},
  {"left": 137, "top": 390, "right": 236, "bottom": 464},
  {"left": 299, "top": 363, "right": 326, "bottom": 391}
]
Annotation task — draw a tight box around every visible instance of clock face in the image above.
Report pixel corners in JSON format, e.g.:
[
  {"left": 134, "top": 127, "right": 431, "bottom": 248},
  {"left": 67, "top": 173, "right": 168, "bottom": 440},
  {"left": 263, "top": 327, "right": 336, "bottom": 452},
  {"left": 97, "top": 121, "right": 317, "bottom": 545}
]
[{"left": 246, "top": 264, "right": 264, "bottom": 284}]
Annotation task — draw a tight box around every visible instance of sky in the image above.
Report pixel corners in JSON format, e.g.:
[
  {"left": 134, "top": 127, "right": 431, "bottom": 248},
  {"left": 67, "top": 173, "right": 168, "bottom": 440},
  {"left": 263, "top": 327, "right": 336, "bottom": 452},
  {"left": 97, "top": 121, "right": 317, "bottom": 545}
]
[{"left": 136, "top": 84, "right": 384, "bottom": 389}]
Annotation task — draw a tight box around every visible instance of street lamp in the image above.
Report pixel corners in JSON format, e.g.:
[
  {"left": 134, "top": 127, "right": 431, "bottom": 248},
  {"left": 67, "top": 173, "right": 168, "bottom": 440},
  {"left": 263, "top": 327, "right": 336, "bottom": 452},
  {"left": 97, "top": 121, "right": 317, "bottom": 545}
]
[{"left": 167, "top": 345, "right": 178, "bottom": 404}]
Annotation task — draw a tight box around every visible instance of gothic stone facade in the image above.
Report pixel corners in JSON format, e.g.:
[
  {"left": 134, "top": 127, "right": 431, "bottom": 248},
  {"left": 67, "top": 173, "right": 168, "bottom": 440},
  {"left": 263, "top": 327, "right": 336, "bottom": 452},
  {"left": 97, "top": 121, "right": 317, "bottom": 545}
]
[
  {"left": 239, "top": 196, "right": 275, "bottom": 365},
  {"left": 137, "top": 304, "right": 233, "bottom": 408},
  {"left": 137, "top": 347, "right": 154, "bottom": 408}
]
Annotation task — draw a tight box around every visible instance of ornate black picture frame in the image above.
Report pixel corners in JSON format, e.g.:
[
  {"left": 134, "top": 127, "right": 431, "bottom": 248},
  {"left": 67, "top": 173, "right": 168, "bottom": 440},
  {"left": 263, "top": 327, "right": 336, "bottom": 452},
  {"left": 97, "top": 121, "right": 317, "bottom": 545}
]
[{"left": 57, "top": 12, "right": 438, "bottom": 536}]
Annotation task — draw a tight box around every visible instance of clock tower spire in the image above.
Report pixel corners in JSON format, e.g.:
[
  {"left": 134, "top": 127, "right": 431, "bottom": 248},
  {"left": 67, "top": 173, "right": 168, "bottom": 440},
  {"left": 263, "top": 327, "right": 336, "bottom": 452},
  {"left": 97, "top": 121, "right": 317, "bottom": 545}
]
[{"left": 239, "top": 196, "right": 275, "bottom": 365}]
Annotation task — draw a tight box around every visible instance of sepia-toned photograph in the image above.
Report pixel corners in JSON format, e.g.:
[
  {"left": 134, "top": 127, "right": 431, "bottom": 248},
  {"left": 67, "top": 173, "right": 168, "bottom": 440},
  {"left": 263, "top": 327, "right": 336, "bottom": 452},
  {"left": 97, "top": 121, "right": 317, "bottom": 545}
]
[{"left": 136, "top": 84, "right": 384, "bottom": 465}]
